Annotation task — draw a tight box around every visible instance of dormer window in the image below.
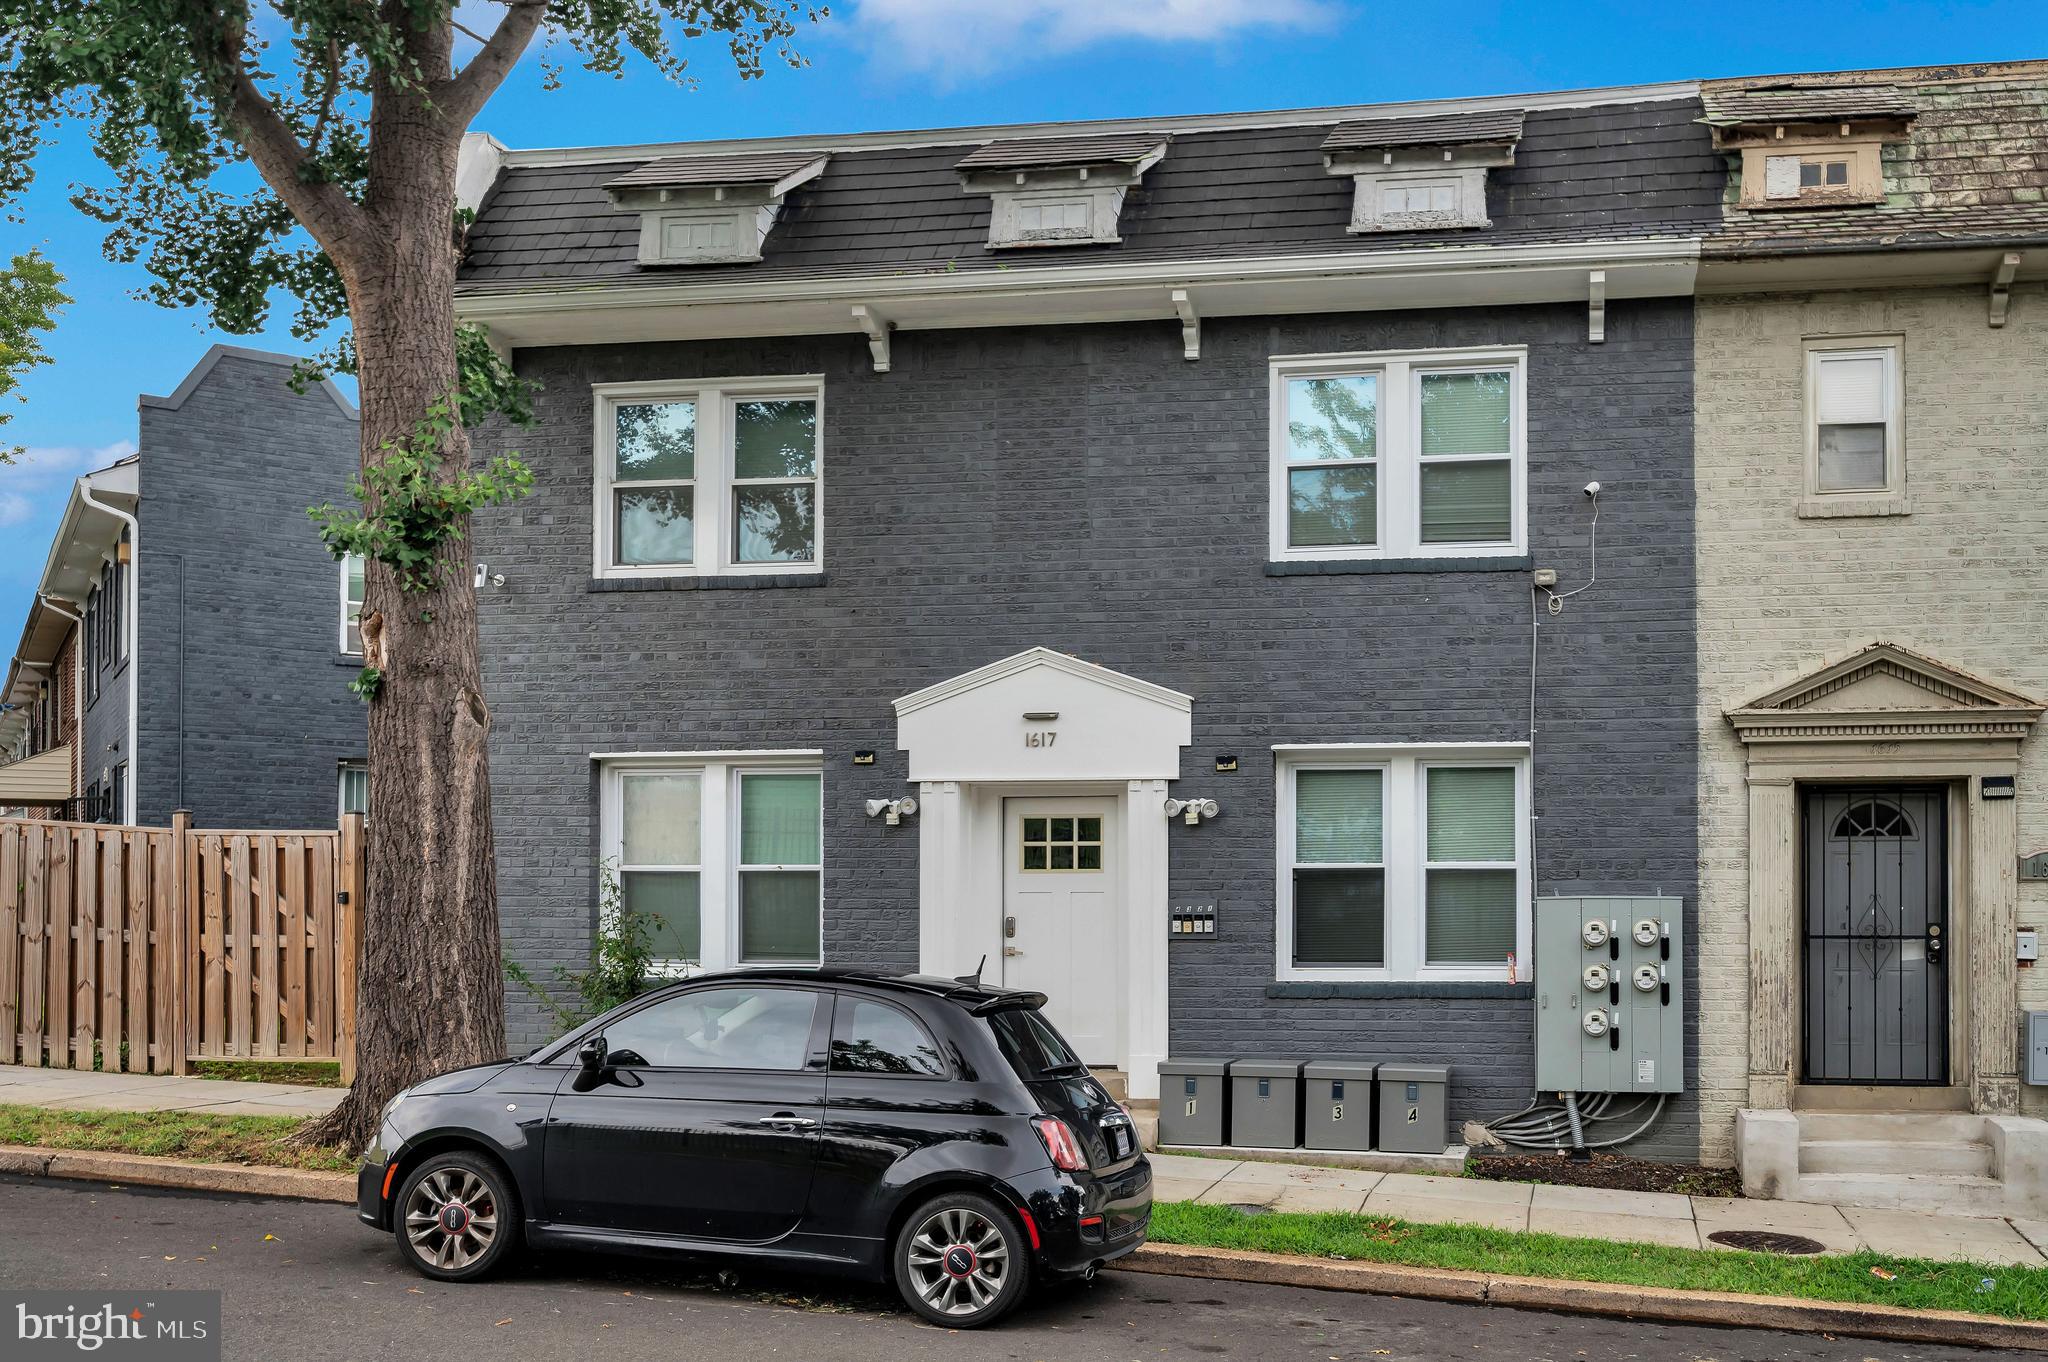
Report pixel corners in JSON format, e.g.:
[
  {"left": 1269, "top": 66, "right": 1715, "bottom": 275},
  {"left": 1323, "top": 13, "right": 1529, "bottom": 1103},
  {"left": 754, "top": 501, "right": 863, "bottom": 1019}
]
[
  {"left": 1701, "top": 85, "right": 1915, "bottom": 211},
  {"left": 1321, "top": 111, "right": 1522, "bottom": 234},
  {"left": 955, "top": 133, "right": 1168, "bottom": 249},
  {"left": 605, "top": 150, "right": 829, "bottom": 266}
]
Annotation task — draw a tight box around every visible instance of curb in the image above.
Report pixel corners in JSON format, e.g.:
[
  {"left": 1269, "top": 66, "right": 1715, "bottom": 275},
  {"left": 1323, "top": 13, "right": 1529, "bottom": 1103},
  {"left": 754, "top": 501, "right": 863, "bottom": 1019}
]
[
  {"left": 1114, "top": 1242, "right": 2048, "bottom": 1354},
  {"left": 0, "top": 1144, "right": 355, "bottom": 1203},
  {"left": 7, "top": 1146, "right": 2039, "bottom": 1350}
]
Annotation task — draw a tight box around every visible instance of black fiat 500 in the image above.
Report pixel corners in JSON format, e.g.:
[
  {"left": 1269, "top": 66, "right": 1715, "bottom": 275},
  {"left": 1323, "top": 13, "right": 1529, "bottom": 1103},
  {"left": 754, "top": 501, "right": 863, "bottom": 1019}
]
[{"left": 356, "top": 969, "right": 1151, "bottom": 1328}]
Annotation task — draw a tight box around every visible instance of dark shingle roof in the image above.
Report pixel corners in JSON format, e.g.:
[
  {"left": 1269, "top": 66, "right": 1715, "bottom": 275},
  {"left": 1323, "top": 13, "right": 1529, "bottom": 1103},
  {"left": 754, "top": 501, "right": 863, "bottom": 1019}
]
[
  {"left": 954, "top": 133, "right": 1169, "bottom": 171},
  {"left": 604, "top": 150, "right": 828, "bottom": 191},
  {"left": 459, "top": 100, "right": 1722, "bottom": 288},
  {"left": 1322, "top": 110, "right": 1525, "bottom": 151},
  {"left": 1700, "top": 85, "right": 1919, "bottom": 126}
]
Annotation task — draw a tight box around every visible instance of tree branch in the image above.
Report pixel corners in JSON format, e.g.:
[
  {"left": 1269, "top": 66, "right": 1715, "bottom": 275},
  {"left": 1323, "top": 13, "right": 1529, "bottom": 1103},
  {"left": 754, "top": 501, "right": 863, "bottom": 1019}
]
[{"left": 441, "top": 0, "right": 549, "bottom": 128}]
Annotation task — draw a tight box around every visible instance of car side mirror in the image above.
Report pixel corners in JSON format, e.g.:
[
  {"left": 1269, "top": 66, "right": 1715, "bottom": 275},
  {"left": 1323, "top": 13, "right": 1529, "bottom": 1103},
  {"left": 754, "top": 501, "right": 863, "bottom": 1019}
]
[{"left": 577, "top": 1037, "right": 608, "bottom": 1073}]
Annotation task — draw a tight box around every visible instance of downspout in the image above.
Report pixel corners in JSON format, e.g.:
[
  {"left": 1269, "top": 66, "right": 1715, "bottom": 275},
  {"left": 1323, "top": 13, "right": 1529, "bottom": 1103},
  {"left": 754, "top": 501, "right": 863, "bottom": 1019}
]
[{"left": 76, "top": 486, "right": 140, "bottom": 824}]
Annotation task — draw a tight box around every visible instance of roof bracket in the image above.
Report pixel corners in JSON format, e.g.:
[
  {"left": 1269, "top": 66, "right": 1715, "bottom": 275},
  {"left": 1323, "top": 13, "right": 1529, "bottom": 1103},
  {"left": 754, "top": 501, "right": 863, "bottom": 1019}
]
[
  {"left": 1171, "top": 288, "right": 1200, "bottom": 361},
  {"left": 1588, "top": 269, "right": 1607, "bottom": 344},
  {"left": 852, "top": 304, "right": 893, "bottom": 373},
  {"left": 1990, "top": 251, "right": 2021, "bottom": 328}
]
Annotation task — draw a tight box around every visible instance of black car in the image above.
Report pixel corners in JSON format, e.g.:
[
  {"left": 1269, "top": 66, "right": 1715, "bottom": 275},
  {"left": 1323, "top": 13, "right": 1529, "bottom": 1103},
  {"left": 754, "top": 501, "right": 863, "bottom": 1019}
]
[{"left": 356, "top": 969, "right": 1151, "bottom": 1327}]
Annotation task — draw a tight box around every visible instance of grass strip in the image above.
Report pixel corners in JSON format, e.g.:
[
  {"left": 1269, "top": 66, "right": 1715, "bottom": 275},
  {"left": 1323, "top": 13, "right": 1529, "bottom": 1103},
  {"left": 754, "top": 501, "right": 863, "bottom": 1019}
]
[
  {"left": 189, "top": 1060, "right": 345, "bottom": 1088},
  {"left": 1149, "top": 1201, "right": 2048, "bottom": 1321},
  {"left": 0, "top": 1104, "right": 353, "bottom": 1173}
]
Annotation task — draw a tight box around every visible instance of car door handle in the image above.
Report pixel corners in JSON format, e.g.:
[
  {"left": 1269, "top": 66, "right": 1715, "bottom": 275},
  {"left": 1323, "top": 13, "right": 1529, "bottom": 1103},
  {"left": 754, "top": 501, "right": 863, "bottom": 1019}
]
[{"left": 758, "top": 1115, "right": 817, "bottom": 1129}]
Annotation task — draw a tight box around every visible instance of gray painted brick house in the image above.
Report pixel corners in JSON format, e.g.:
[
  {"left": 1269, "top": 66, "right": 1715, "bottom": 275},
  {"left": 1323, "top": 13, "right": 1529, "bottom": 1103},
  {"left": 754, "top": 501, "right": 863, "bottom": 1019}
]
[
  {"left": 458, "top": 80, "right": 1715, "bottom": 1155},
  {"left": 0, "top": 346, "right": 366, "bottom": 831}
]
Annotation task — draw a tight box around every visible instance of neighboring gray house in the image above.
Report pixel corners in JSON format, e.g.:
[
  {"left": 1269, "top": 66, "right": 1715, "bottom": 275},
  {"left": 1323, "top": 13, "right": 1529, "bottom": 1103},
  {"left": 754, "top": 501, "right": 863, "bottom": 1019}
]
[
  {"left": 455, "top": 81, "right": 1715, "bottom": 1154},
  {"left": 0, "top": 345, "right": 366, "bottom": 830}
]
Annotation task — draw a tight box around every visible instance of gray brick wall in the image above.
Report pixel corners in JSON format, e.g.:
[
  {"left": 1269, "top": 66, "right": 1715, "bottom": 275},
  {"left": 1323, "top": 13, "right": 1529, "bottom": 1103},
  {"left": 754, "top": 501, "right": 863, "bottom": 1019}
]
[
  {"left": 477, "top": 302, "right": 1700, "bottom": 1158},
  {"left": 135, "top": 349, "right": 365, "bottom": 829}
]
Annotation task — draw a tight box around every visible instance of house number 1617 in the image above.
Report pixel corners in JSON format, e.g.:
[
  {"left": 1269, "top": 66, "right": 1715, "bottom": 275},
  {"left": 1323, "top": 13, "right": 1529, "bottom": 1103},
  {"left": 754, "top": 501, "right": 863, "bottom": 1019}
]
[{"left": 1024, "top": 731, "right": 1058, "bottom": 748}]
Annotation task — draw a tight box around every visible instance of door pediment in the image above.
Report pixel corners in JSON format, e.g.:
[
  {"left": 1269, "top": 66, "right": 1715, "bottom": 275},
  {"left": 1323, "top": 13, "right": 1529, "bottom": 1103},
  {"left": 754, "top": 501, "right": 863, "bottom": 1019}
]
[
  {"left": 894, "top": 647, "right": 1192, "bottom": 782},
  {"left": 1727, "top": 641, "right": 2045, "bottom": 745}
]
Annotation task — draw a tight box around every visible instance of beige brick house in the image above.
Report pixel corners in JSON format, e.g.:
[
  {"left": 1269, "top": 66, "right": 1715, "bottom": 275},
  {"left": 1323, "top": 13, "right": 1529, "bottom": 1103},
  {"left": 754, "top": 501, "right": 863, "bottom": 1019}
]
[{"left": 1693, "top": 63, "right": 2048, "bottom": 1216}]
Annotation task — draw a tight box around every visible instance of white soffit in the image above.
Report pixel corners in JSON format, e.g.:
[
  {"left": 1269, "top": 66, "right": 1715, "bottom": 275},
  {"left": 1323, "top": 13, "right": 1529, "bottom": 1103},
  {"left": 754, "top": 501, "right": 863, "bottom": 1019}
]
[{"left": 458, "top": 239, "right": 1701, "bottom": 349}]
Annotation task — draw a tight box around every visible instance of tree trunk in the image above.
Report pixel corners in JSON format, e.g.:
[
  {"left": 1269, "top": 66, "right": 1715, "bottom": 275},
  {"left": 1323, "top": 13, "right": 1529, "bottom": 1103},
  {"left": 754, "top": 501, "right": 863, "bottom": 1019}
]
[{"left": 293, "top": 79, "right": 504, "bottom": 1151}]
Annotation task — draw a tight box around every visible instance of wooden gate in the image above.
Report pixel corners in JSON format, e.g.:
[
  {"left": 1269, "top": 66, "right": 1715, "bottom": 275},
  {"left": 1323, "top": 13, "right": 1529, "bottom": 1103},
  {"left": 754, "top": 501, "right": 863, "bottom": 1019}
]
[{"left": 0, "top": 812, "right": 361, "bottom": 1078}]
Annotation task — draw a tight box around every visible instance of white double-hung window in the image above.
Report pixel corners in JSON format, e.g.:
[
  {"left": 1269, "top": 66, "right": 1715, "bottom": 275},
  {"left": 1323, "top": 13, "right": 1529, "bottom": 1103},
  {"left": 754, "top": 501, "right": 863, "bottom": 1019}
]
[
  {"left": 1270, "top": 348, "right": 1525, "bottom": 562},
  {"left": 1277, "top": 745, "right": 1529, "bottom": 981},
  {"left": 600, "top": 754, "right": 824, "bottom": 973},
  {"left": 1803, "top": 337, "right": 1903, "bottom": 512},
  {"left": 593, "top": 376, "right": 824, "bottom": 577}
]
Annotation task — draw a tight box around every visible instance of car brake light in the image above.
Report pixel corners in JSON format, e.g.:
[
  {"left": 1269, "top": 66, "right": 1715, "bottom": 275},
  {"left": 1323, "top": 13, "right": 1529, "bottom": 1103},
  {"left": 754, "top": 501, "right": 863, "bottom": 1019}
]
[{"left": 1032, "top": 1115, "right": 1087, "bottom": 1171}]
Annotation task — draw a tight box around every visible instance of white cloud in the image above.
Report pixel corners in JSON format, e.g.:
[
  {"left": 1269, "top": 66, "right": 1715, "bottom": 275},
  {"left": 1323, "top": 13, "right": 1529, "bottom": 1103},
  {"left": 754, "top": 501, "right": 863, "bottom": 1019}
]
[
  {"left": 846, "top": 0, "right": 1338, "bottom": 77},
  {"left": 0, "top": 441, "right": 136, "bottom": 530}
]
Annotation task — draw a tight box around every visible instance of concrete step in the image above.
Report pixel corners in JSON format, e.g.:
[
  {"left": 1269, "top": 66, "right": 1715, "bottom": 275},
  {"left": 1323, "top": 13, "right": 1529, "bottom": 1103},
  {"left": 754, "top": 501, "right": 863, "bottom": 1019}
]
[
  {"left": 1792, "top": 1111, "right": 1986, "bottom": 1144},
  {"left": 1793, "top": 1171, "right": 2013, "bottom": 1218},
  {"left": 1799, "top": 1137, "right": 1994, "bottom": 1178},
  {"left": 1090, "top": 1068, "right": 1129, "bottom": 1102}
]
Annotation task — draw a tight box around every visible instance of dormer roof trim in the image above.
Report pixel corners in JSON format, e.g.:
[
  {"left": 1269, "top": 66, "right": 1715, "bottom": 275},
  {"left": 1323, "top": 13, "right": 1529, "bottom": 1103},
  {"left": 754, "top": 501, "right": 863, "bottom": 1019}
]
[
  {"left": 1322, "top": 109, "right": 1526, "bottom": 153},
  {"left": 955, "top": 133, "right": 1170, "bottom": 175},
  {"left": 604, "top": 150, "right": 830, "bottom": 199},
  {"left": 1700, "top": 84, "right": 1920, "bottom": 130}
]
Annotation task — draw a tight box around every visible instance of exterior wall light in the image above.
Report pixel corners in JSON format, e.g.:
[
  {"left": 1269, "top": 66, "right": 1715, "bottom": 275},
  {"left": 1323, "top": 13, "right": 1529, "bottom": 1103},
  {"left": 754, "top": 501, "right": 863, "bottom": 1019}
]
[
  {"left": 1162, "top": 797, "right": 1219, "bottom": 826},
  {"left": 865, "top": 797, "right": 919, "bottom": 826}
]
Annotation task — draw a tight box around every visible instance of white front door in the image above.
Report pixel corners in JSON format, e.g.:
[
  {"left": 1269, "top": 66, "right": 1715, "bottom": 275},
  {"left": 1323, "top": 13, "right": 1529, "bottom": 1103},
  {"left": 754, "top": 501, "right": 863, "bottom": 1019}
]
[{"left": 1001, "top": 797, "right": 1122, "bottom": 1063}]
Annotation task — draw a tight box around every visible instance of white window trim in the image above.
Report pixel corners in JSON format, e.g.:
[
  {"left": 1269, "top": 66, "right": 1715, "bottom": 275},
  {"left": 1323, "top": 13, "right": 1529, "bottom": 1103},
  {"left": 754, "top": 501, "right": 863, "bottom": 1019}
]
[
  {"left": 592, "top": 376, "right": 826, "bottom": 580},
  {"left": 1274, "top": 743, "right": 1530, "bottom": 983},
  {"left": 337, "top": 760, "right": 368, "bottom": 822},
  {"left": 598, "top": 752, "right": 825, "bottom": 975},
  {"left": 339, "top": 554, "right": 365, "bottom": 655},
  {"left": 1269, "top": 347, "right": 1527, "bottom": 563},
  {"left": 1802, "top": 336, "right": 1905, "bottom": 512}
]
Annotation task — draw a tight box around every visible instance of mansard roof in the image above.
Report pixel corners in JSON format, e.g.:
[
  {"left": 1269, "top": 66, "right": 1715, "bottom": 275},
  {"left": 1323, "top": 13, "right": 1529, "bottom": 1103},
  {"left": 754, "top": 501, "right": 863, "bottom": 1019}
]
[
  {"left": 459, "top": 94, "right": 1718, "bottom": 289},
  {"left": 1702, "top": 63, "right": 2048, "bottom": 259}
]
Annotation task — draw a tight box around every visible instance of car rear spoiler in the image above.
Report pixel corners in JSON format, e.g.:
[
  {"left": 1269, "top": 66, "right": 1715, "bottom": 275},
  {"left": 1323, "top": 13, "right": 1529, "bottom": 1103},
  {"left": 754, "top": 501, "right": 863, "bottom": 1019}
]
[{"left": 962, "top": 990, "right": 1049, "bottom": 1015}]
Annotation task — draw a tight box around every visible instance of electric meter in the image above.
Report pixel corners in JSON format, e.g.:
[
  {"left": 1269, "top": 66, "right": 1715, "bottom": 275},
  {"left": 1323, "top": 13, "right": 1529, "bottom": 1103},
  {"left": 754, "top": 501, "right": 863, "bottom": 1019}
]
[
  {"left": 1582, "top": 919, "right": 1609, "bottom": 949},
  {"left": 1582, "top": 1009, "right": 1609, "bottom": 1038},
  {"left": 1633, "top": 964, "right": 1659, "bottom": 993},
  {"left": 1582, "top": 964, "right": 1609, "bottom": 992},
  {"left": 1632, "top": 919, "right": 1659, "bottom": 947}
]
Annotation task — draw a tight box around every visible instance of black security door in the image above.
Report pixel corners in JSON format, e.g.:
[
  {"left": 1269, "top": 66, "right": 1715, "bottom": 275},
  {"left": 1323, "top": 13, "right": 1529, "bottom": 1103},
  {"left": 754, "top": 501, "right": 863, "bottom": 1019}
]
[{"left": 1801, "top": 786, "right": 1948, "bottom": 1085}]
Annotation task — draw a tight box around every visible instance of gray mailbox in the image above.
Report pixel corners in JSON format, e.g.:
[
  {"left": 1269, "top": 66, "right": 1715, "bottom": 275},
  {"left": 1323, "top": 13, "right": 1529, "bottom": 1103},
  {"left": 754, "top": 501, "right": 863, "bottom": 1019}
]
[
  {"left": 1303, "top": 1059, "right": 1377, "bottom": 1153},
  {"left": 1228, "top": 1059, "right": 1305, "bottom": 1150},
  {"left": 1376, "top": 1063, "right": 1450, "bottom": 1154},
  {"left": 1157, "top": 1057, "right": 1233, "bottom": 1147}
]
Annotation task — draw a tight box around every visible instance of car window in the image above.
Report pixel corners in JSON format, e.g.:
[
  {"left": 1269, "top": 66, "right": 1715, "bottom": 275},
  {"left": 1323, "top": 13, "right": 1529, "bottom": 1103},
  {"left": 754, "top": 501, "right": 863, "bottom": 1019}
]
[
  {"left": 831, "top": 999, "right": 945, "bottom": 1076},
  {"left": 602, "top": 986, "right": 819, "bottom": 1071},
  {"left": 985, "top": 1007, "right": 1083, "bottom": 1080}
]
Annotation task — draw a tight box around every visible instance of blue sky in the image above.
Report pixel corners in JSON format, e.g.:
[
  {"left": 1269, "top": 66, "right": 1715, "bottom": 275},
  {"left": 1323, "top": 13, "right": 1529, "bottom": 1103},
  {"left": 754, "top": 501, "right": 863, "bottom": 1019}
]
[{"left": 1, "top": 0, "right": 2042, "bottom": 650}]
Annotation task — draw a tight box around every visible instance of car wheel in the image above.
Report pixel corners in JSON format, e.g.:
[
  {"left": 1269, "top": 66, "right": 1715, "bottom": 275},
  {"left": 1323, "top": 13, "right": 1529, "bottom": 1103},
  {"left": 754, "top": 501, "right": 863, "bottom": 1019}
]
[
  {"left": 394, "top": 1150, "right": 518, "bottom": 1282},
  {"left": 892, "top": 1191, "right": 1031, "bottom": 1328}
]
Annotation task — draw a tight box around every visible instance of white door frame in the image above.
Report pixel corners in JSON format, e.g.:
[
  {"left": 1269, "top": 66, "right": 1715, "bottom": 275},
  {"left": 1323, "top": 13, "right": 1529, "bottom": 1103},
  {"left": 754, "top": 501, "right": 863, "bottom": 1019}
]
[
  {"left": 894, "top": 648, "right": 1192, "bottom": 1102},
  {"left": 915, "top": 777, "right": 1169, "bottom": 1098}
]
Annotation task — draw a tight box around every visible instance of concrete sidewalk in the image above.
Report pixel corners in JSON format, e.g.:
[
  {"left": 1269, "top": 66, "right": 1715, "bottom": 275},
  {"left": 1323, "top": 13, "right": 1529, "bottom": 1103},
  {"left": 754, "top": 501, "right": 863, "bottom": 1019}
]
[
  {"left": 1151, "top": 1151, "right": 2048, "bottom": 1267},
  {"left": 0, "top": 1064, "right": 346, "bottom": 1118}
]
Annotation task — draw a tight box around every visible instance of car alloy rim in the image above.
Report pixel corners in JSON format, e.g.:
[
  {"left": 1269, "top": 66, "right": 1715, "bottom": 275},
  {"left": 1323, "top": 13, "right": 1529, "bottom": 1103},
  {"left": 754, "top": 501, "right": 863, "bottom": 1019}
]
[
  {"left": 405, "top": 1167, "right": 499, "bottom": 1271},
  {"left": 905, "top": 1206, "right": 1010, "bottom": 1317}
]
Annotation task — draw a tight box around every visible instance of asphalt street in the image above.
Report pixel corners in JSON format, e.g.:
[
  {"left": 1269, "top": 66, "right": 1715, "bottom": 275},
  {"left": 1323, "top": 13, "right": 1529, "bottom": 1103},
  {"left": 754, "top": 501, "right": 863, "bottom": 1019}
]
[{"left": 0, "top": 1174, "right": 2003, "bottom": 1361}]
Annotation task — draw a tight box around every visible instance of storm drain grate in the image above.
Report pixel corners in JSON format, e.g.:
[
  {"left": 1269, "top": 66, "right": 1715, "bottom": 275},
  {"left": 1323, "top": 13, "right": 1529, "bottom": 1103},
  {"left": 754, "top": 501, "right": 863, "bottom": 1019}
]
[
  {"left": 1706, "top": 1230, "right": 1827, "bottom": 1255},
  {"left": 1223, "top": 1203, "right": 1274, "bottom": 1217}
]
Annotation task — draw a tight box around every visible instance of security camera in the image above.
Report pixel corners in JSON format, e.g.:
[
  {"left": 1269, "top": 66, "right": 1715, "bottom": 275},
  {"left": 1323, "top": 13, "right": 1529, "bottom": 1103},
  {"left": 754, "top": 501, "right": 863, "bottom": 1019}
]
[{"left": 1583, "top": 481, "right": 1601, "bottom": 497}]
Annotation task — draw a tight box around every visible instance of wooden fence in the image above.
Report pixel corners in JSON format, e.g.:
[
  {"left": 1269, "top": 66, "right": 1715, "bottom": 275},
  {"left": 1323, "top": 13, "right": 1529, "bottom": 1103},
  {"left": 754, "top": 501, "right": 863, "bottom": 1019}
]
[{"left": 0, "top": 812, "right": 361, "bottom": 1078}]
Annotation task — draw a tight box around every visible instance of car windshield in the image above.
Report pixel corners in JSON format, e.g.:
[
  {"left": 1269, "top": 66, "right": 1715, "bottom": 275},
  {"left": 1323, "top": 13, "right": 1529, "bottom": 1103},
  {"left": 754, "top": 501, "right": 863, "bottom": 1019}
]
[{"left": 986, "top": 1006, "right": 1085, "bottom": 1080}]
